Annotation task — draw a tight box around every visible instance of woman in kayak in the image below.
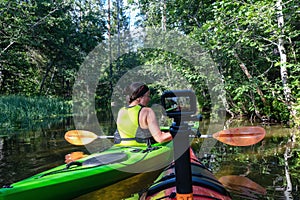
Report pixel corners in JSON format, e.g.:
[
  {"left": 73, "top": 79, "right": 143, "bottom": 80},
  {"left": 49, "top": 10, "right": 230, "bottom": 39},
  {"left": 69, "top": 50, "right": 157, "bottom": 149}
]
[
  {"left": 115, "top": 82, "right": 172, "bottom": 146},
  {"left": 65, "top": 82, "right": 172, "bottom": 163}
]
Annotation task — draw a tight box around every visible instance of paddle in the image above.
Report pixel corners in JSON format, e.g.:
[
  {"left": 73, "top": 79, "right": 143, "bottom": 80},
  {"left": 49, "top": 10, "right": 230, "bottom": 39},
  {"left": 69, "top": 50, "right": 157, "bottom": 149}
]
[
  {"left": 211, "top": 126, "right": 266, "bottom": 146},
  {"left": 64, "top": 130, "right": 114, "bottom": 146},
  {"left": 64, "top": 126, "right": 266, "bottom": 146},
  {"left": 218, "top": 175, "right": 267, "bottom": 196}
]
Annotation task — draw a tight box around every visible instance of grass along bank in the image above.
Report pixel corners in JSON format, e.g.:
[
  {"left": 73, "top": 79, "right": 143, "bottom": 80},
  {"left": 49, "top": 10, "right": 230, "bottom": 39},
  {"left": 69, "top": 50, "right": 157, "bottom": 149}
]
[{"left": 0, "top": 95, "right": 72, "bottom": 130}]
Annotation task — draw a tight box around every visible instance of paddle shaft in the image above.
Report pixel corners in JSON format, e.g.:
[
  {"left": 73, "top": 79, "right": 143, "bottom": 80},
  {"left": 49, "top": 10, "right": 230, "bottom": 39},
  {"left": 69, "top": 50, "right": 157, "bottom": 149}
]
[
  {"left": 97, "top": 135, "right": 114, "bottom": 139},
  {"left": 97, "top": 133, "right": 259, "bottom": 139},
  {"left": 96, "top": 135, "right": 211, "bottom": 139}
]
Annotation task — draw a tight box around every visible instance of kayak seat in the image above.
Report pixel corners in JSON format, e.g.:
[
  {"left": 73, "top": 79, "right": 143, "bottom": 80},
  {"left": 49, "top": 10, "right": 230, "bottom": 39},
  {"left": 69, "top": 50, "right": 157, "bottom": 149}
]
[{"left": 82, "top": 152, "right": 128, "bottom": 166}]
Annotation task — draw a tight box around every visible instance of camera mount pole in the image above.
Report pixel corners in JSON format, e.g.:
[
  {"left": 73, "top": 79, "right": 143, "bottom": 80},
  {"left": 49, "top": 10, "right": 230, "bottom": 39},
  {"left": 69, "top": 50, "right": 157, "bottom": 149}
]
[{"left": 170, "top": 117, "right": 193, "bottom": 199}]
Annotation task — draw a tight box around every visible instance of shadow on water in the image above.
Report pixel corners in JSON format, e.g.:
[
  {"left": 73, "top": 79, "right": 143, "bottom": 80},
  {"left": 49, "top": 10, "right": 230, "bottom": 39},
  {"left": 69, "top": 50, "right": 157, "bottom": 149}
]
[{"left": 0, "top": 116, "right": 299, "bottom": 200}]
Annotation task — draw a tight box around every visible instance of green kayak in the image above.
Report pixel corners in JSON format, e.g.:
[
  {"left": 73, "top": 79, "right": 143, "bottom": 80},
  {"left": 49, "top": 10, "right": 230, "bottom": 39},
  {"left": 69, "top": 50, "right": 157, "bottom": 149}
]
[{"left": 0, "top": 143, "right": 173, "bottom": 200}]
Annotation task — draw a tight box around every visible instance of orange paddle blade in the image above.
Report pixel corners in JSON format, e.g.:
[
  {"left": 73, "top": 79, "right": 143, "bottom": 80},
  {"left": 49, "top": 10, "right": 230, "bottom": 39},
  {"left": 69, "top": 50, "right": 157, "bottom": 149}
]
[
  {"left": 65, "top": 130, "right": 98, "bottom": 145},
  {"left": 213, "top": 126, "right": 266, "bottom": 146}
]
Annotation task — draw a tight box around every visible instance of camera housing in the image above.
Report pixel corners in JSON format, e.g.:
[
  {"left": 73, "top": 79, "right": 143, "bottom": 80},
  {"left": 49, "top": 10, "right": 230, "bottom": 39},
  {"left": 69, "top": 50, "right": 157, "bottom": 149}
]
[{"left": 161, "top": 90, "right": 197, "bottom": 118}]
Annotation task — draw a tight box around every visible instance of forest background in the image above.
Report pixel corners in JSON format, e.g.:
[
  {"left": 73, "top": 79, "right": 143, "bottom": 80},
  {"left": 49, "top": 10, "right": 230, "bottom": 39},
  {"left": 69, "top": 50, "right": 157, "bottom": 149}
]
[{"left": 0, "top": 0, "right": 299, "bottom": 129}]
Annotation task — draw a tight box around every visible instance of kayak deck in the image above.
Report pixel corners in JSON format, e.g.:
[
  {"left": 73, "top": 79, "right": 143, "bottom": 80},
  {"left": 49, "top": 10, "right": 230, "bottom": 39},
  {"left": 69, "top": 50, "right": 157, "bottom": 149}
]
[
  {"left": 143, "top": 149, "right": 232, "bottom": 200},
  {"left": 0, "top": 143, "right": 173, "bottom": 200}
]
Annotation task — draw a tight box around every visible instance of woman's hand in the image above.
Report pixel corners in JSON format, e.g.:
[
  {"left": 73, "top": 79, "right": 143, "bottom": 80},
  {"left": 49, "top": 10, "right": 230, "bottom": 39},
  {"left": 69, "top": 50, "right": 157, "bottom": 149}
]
[{"left": 64, "top": 151, "right": 85, "bottom": 164}]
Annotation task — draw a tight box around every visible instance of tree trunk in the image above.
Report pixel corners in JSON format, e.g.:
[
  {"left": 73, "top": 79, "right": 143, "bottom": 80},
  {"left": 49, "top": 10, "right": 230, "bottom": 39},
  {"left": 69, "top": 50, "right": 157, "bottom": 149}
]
[
  {"left": 234, "top": 52, "right": 266, "bottom": 105},
  {"left": 107, "top": 0, "right": 113, "bottom": 92},
  {"left": 0, "top": 65, "right": 2, "bottom": 90},
  {"left": 276, "top": 0, "right": 292, "bottom": 107},
  {"left": 116, "top": 0, "right": 120, "bottom": 71},
  {"left": 161, "top": 0, "right": 166, "bottom": 31},
  {"left": 45, "top": 67, "right": 56, "bottom": 95},
  {"left": 39, "top": 61, "right": 53, "bottom": 95}
]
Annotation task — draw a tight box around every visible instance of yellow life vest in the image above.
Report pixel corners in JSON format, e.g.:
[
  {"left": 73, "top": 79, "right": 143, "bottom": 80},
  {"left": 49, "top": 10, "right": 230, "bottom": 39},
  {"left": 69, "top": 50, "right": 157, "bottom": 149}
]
[{"left": 116, "top": 105, "right": 151, "bottom": 146}]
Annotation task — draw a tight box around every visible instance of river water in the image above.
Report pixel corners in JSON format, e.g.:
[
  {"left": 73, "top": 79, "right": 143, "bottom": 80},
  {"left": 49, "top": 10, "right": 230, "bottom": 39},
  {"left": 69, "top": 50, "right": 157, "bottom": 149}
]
[{"left": 0, "top": 117, "right": 299, "bottom": 199}]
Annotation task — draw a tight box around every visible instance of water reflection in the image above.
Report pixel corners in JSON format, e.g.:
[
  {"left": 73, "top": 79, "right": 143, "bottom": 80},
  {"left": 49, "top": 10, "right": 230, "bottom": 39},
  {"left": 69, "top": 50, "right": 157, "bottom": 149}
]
[
  {"left": 219, "top": 175, "right": 266, "bottom": 199},
  {"left": 0, "top": 119, "right": 86, "bottom": 186},
  {"left": 205, "top": 124, "right": 300, "bottom": 200}
]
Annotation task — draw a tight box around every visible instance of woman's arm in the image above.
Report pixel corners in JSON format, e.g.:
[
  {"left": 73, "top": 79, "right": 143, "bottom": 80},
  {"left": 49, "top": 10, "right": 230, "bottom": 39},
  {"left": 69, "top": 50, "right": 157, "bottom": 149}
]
[{"left": 139, "top": 107, "right": 172, "bottom": 143}]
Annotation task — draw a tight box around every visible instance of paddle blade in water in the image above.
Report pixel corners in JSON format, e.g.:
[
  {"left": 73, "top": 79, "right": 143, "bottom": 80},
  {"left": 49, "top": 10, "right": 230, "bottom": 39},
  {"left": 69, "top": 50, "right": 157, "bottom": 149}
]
[
  {"left": 213, "top": 126, "right": 266, "bottom": 146},
  {"left": 219, "top": 175, "right": 266, "bottom": 196},
  {"left": 65, "top": 130, "right": 98, "bottom": 145}
]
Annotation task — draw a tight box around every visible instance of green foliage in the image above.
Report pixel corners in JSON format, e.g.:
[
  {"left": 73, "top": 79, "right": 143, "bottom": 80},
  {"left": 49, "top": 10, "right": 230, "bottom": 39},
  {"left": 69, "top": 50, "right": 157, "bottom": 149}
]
[
  {"left": 125, "top": 0, "right": 299, "bottom": 124},
  {"left": 0, "top": 0, "right": 106, "bottom": 96},
  {"left": 187, "top": 0, "right": 299, "bottom": 123},
  {"left": 292, "top": 98, "right": 300, "bottom": 127}
]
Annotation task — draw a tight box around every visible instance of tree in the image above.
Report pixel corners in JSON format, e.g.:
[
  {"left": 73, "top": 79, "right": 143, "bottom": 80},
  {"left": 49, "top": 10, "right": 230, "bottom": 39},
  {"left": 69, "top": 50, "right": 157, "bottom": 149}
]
[
  {"left": 0, "top": 0, "right": 106, "bottom": 97},
  {"left": 131, "top": 0, "right": 299, "bottom": 124}
]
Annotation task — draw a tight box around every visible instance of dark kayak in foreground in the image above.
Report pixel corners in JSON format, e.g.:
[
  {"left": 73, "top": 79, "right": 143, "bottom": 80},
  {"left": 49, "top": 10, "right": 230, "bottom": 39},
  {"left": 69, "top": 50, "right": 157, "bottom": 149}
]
[
  {"left": 141, "top": 148, "right": 232, "bottom": 200},
  {"left": 0, "top": 143, "right": 173, "bottom": 200}
]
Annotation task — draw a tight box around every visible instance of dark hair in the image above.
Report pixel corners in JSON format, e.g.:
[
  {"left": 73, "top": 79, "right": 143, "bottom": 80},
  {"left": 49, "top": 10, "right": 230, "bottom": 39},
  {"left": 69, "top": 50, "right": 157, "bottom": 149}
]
[{"left": 125, "top": 82, "right": 149, "bottom": 103}]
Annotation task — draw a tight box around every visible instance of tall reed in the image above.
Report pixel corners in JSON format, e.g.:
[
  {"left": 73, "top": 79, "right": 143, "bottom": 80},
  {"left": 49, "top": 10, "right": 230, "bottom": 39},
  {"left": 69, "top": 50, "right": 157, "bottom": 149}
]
[{"left": 0, "top": 95, "right": 72, "bottom": 130}]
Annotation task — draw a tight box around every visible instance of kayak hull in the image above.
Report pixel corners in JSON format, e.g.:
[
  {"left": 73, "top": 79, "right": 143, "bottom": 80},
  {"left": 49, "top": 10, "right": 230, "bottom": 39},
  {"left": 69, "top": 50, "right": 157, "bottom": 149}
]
[
  {"left": 144, "top": 149, "right": 232, "bottom": 200},
  {"left": 0, "top": 143, "right": 173, "bottom": 200}
]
